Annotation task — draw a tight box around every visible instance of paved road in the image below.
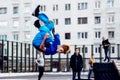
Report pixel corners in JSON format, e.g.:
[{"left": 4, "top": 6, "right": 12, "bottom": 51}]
[{"left": 0, "top": 73, "right": 89, "bottom": 80}]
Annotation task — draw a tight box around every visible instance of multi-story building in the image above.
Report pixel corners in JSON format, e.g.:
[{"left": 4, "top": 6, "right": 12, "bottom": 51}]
[{"left": 0, "top": 0, "right": 120, "bottom": 58}]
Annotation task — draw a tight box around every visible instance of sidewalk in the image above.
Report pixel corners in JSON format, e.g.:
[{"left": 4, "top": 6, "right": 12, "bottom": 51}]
[{"left": 0, "top": 71, "right": 88, "bottom": 78}]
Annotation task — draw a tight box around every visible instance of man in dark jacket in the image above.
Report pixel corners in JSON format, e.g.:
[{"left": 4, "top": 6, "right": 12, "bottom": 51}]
[
  {"left": 102, "top": 36, "right": 110, "bottom": 62},
  {"left": 70, "top": 48, "right": 83, "bottom": 80}
]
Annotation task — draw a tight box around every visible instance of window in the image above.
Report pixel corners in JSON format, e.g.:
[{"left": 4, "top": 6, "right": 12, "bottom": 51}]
[
  {"left": 82, "top": 47, "right": 88, "bottom": 53},
  {"left": 65, "top": 4, "right": 71, "bottom": 11},
  {"left": 95, "top": 16, "right": 101, "bottom": 24},
  {"left": 53, "top": 4, "right": 58, "bottom": 11},
  {"left": 107, "top": 0, "right": 114, "bottom": 8},
  {"left": 78, "top": 2, "right": 88, "bottom": 10},
  {"left": 95, "top": 31, "right": 101, "bottom": 38},
  {"left": 78, "top": 32, "right": 81, "bottom": 39},
  {"left": 13, "top": 6, "right": 18, "bottom": 14},
  {"left": 95, "top": 1, "right": 101, "bottom": 9},
  {"left": 107, "top": 15, "right": 114, "bottom": 23},
  {"left": 24, "top": 3, "right": 31, "bottom": 13},
  {"left": 13, "top": 33, "right": 19, "bottom": 41},
  {"left": 25, "top": 6, "right": 30, "bottom": 13},
  {"left": 0, "top": 35, "right": 7, "bottom": 40},
  {"left": 13, "top": 20, "right": 19, "bottom": 27},
  {"left": 13, "top": 45, "right": 16, "bottom": 55},
  {"left": 53, "top": 19, "right": 58, "bottom": 25},
  {"left": 77, "top": 32, "right": 88, "bottom": 39},
  {"left": 108, "top": 31, "right": 114, "bottom": 39},
  {"left": 85, "top": 47, "right": 88, "bottom": 53},
  {"left": 85, "top": 32, "right": 87, "bottom": 38},
  {"left": 13, "top": 18, "right": 19, "bottom": 27},
  {"left": 4, "top": 49, "right": 7, "bottom": 56},
  {"left": 24, "top": 31, "right": 31, "bottom": 40},
  {"left": 40, "top": 5, "right": 46, "bottom": 12},
  {"left": 24, "top": 19, "right": 31, "bottom": 27},
  {"left": 0, "top": 21, "right": 8, "bottom": 27},
  {"left": 26, "top": 47, "right": 30, "bottom": 55},
  {"left": 25, "top": 34, "right": 31, "bottom": 40},
  {"left": 65, "top": 33, "right": 71, "bottom": 39},
  {"left": 82, "top": 33, "right": 84, "bottom": 38},
  {"left": 95, "top": 46, "right": 100, "bottom": 53},
  {"left": 65, "top": 18, "right": 71, "bottom": 25},
  {"left": 78, "top": 17, "right": 88, "bottom": 24},
  {"left": 0, "top": 7, "right": 7, "bottom": 14},
  {"left": 111, "top": 46, "right": 115, "bottom": 53}
]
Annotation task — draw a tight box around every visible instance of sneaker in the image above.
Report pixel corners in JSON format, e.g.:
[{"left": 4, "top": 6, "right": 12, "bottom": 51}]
[
  {"left": 34, "top": 19, "right": 41, "bottom": 28},
  {"left": 107, "top": 58, "right": 110, "bottom": 62},
  {"left": 103, "top": 58, "right": 106, "bottom": 62},
  {"left": 32, "top": 5, "right": 40, "bottom": 17}
]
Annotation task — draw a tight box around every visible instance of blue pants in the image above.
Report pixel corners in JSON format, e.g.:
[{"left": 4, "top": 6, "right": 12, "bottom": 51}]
[
  {"left": 104, "top": 48, "right": 109, "bottom": 61},
  {"left": 38, "top": 13, "right": 54, "bottom": 31},
  {"left": 72, "top": 71, "right": 81, "bottom": 80},
  {"left": 88, "top": 69, "right": 93, "bottom": 80}
]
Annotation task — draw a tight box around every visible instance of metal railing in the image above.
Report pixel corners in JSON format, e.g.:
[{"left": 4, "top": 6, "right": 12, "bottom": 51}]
[{"left": 0, "top": 40, "right": 120, "bottom": 73}]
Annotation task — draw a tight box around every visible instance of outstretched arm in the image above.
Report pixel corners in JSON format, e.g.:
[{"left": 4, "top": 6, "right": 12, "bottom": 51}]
[{"left": 39, "top": 33, "right": 49, "bottom": 51}]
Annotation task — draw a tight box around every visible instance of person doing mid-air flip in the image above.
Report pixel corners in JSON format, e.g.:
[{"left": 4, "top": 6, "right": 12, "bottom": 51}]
[{"left": 32, "top": 5, "right": 70, "bottom": 55}]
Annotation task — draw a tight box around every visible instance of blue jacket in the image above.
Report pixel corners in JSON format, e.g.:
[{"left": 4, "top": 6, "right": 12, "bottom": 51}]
[
  {"left": 32, "top": 26, "right": 54, "bottom": 49},
  {"left": 45, "top": 34, "right": 60, "bottom": 55}
]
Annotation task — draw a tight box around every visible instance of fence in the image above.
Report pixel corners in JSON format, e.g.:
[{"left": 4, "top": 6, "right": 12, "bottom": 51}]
[{"left": 0, "top": 40, "right": 120, "bottom": 73}]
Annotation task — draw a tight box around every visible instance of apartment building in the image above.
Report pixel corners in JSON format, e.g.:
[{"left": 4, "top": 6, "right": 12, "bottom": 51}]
[{"left": 0, "top": 0, "right": 120, "bottom": 58}]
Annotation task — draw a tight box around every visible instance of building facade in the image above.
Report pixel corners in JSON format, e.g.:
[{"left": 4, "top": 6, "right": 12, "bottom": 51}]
[{"left": 0, "top": 0, "right": 120, "bottom": 58}]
